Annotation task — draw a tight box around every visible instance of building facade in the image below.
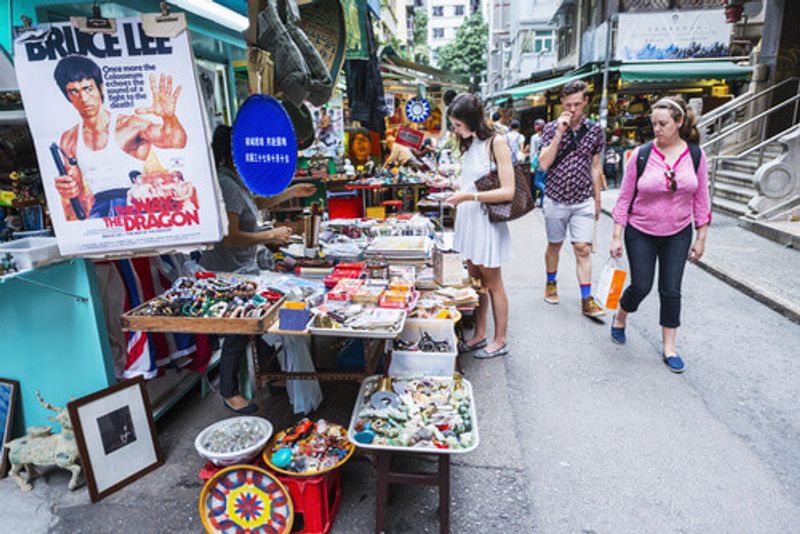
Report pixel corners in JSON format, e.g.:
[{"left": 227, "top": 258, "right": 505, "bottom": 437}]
[
  {"left": 485, "top": 0, "right": 558, "bottom": 97},
  {"left": 408, "top": 0, "right": 480, "bottom": 66}
]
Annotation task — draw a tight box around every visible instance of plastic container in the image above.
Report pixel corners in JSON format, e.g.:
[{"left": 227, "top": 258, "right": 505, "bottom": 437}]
[
  {"left": 0, "top": 237, "right": 60, "bottom": 270},
  {"left": 280, "top": 302, "right": 311, "bottom": 331},
  {"left": 194, "top": 416, "right": 273, "bottom": 466},
  {"left": 388, "top": 318, "right": 458, "bottom": 377}
]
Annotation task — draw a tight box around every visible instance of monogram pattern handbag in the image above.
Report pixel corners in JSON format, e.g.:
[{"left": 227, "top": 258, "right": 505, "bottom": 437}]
[{"left": 474, "top": 136, "right": 536, "bottom": 223}]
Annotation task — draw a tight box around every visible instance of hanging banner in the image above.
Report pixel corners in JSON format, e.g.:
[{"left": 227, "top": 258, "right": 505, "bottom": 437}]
[
  {"left": 231, "top": 95, "right": 298, "bottom": 196},
  {"left": 13, "top": 17, "right": 223, "bottom": 257},
  {"left": 302, "top": 93, "right": 345, "bottom": 159},
  {"left": 616, "top": 10, "right": 732, "bottom": 60},
  {"left": 343, "top": 0, "right": 369, "bottom": 60}
]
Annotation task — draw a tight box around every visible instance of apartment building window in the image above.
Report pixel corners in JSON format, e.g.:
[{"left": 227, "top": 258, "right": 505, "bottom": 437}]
[
  {"left": 455, "top": 5, "right": 465, "bottom": 16},
  {"left": 535, "top": 30, "right": 553, "bottom": 53},
  {"left": 433, "top": 6, "right": 444, "bottom": 16},
  {"left": 557, "top": 10, "right": 575, "bottom": 59},
  {"left": 433, "top": 27, "right": 445, "bottom": 38}
]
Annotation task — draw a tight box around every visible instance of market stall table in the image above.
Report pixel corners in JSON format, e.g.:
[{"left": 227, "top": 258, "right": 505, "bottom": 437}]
[{"left": 348, "top": 375, "right": 479, "bottom": 534}]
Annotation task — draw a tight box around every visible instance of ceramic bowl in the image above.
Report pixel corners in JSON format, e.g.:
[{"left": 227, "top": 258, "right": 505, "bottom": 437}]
[{"left": 194, "top": 416, "right": 273, "bottom": 466}]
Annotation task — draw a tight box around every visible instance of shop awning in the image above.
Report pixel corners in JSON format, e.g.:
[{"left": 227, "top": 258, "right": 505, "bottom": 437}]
[
  {"left": 502, "top": 67, "right": 599, "bottom": 100},
  {"left": 618, "top": 61, "right": 753, "bottom": 82}
]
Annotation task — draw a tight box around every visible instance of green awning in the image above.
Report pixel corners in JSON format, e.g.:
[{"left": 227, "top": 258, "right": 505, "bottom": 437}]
[
  {"left": 503, "top": 68, "right": 599, "bottom": 100},
  {"left": 619, "top": 61, "right": 752, "bottom": 82},
  {"left": 495, "top": 97, "right": 510, "bottom": 105}
]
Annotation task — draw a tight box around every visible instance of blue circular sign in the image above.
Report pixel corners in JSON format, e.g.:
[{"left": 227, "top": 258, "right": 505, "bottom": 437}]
[
  {"left": 405, "top": 97, "right": 431, "bottom": 123},
  {"left": 232, "top": 95, "right": 298, "bottom": 196}
]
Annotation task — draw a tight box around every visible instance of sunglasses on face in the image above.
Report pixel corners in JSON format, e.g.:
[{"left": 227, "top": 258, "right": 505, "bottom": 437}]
[{"left": 665, "top": 169, "right": 677, "bottom": 192}]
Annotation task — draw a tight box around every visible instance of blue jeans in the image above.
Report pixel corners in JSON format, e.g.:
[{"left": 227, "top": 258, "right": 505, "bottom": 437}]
[{"left": 620, "top": 224, "right": 693, "bottom": 328}]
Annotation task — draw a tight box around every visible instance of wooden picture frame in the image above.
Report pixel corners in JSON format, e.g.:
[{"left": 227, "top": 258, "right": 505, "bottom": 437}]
[
  {"left": 0, "top": 378, "right": 19, "bottom": 478},
  {"left": 67, "top": 377, "right": 163, "bottom": 502}
]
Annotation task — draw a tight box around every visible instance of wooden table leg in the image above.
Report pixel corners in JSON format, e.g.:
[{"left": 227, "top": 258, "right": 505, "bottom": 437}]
[
  {"left": 376, "top": 451, "right": 391, "bottom": 534},
  {"left": 439, "top": 454, "right": 450, "bottom": 534}
]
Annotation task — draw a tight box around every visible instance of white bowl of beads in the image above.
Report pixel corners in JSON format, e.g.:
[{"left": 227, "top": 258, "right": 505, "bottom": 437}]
[{"left": 195, "top": 416, "right": 273, "bottom": 466}]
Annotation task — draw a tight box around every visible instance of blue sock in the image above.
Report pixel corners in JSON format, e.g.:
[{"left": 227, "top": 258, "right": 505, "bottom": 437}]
[
  {"left": 580, "top": 284, "right": 592, "bottom": 300},
  {"left": 546, "top": 272, "right": 557, "bottom": 283}
]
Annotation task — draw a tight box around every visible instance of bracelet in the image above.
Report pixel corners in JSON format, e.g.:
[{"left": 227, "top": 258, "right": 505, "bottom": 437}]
[{"left": 473, "top": 192, "right": 479, "bottom": 202}]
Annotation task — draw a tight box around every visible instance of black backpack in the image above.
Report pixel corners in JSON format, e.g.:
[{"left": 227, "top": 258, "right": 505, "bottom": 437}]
[{"left": 628, "top": 141, "right": 702, "bottom": 215}]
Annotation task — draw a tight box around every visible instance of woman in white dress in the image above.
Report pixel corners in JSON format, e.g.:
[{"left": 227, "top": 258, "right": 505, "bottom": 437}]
[{"left": 445, "top": 94, "right": 515, "bottom": 359}]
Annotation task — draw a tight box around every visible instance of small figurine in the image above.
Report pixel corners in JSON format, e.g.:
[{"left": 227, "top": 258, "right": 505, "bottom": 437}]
[{"left": 5, "top": 391, "right": 82, "bottom": 492}]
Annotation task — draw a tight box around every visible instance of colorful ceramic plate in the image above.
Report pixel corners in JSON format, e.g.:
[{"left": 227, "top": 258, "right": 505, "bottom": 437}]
[{"left": 199, "top": 465, "right": 293, "bottom": 534}]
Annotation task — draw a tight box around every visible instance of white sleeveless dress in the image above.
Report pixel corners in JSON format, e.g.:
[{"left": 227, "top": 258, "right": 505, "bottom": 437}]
[{"left": 453, "top": 138, "right": 512, "bottom": 268}]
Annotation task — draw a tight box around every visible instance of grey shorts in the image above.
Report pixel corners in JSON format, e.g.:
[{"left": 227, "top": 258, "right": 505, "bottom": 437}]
[{"left": 543, "top": 196, "right": 595, "bottom": 244}]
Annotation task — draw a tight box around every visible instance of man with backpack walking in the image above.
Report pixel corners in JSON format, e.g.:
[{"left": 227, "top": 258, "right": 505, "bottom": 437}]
[{"left": 538, "top": 81, "right": 606, "bottom": 318}]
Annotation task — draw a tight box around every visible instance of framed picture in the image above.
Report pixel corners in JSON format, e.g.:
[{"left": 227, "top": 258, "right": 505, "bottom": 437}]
[
  {"left": 0, "top": 379, "right": 19, "bottom": 478},
  {"left": 67, "top": 377, "right": 163, "bottom": 502}
]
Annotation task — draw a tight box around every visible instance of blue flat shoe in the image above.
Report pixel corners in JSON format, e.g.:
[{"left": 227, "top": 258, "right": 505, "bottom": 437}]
[
  {"left": 223, "top": 399, "right": 258, "bottom": 414},
  {"left": 662, "top": 353, "right": 685, "bottom": 374},
  {"left": 610, "top": 314, "right": 626, "bottom": 345}
]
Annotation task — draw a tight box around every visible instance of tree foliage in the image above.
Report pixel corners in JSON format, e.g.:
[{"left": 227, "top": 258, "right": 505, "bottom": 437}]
[
  {"left": 413, "top": 8, "right": 428, "bottom": 45},
  {"left": 435, "top": 11, "right": 488, "bottom": 90}
]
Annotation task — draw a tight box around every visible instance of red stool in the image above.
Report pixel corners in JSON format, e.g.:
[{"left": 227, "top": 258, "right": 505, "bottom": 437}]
[
  {"left": 382, "top": 200, "right": 403, "bottom": 215},
  {"left": 273, "top": 469, "right": 342, "bottom": 534}
]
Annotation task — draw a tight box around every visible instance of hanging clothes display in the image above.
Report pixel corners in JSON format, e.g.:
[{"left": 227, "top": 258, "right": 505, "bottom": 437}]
[{"left": 344, "top": 10, "right": 389, "bottom": 134}]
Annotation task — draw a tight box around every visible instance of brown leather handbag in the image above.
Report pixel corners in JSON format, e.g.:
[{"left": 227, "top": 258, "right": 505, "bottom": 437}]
[{"left": 474, "top": 136, "right": 536, "bottom": 223}]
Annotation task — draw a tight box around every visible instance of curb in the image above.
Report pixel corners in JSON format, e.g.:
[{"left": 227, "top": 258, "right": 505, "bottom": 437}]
[{"left": 599, "top": 206, "right": 800, "bottom": 326}]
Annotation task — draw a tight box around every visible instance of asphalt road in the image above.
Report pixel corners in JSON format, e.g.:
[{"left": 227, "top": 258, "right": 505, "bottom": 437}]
[{"left": 2, "top": 210, "right": 798, "bottom": 533}]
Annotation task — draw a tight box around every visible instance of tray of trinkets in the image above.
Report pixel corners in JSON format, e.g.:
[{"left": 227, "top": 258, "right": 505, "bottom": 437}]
[
  {"left": 121, "top": 273, "right": 284, "bottom": 335},
  {"left": 347, "top": 375, "right": 479, "bottom": 455},
  {"left": 262, "top": 418, "right": 355, "bottom": 477},
  {"left": 308, "top": 304, "right": 407, "bottom": 339}
]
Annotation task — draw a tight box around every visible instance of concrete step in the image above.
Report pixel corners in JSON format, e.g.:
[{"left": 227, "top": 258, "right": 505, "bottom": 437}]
[
  {"left": 718, "top": 159, "right": 759, "bottom": 175},
  {"left": 714, "top": 181, "right": 757, "bottom": 204},
  {"left": 714, "top": 168, "right": 755, "bottom": 187},
  {"left": 712, "top": 196, "right": 748, "bottom": 218}
]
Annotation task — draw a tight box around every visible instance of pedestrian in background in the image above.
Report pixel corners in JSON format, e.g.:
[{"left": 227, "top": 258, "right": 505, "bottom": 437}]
[
  {"left": 609, "top": 96, "right": 711, "bottom": 374},
  {"left": 506, "top": 119, "right": 525, "bottom": 164},
  {"left": 529, "top": 118, "right": 546, "bottom": 207},
  {"left": 445, "top": 93, "right": 515, "bottom": 359},
  {"left": 491, "top": 111, "right": 509, "bottom": 135},
  {"left": 538, "top": 81, "right": 605, "bottom": 318}
]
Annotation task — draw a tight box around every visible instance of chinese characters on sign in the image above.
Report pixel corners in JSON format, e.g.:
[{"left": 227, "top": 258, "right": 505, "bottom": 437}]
[{"left": 232, "top": 95, "right": 298, "bottom": 196}]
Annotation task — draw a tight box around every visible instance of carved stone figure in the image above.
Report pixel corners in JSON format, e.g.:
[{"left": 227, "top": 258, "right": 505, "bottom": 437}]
[{"left": 4, "top": 391, "right": 82, "bottom": 492}]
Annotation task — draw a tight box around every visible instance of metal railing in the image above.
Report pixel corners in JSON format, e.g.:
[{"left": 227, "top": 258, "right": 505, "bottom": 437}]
[
  {"left": 706, "top": 123, "right": 800, "bottom": 201},
  {"left": 699, "top": 78, "right": 800, "bottom": 136},
  {"left": 703, "top": 93, "right": 800, "bottom": 162}
]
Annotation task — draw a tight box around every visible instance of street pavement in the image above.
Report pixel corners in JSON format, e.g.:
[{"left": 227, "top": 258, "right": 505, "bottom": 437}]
[{"left": 1, "top": 210, "right": 798, "bottom": 533}]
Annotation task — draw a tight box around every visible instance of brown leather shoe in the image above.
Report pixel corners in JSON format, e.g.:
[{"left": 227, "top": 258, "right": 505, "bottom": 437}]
[
  {"left": 544, "top": 281, "right": 559, "bottom": 304},
  {"left": 582, "top": 296, "right": 606, "bottom": 318}
]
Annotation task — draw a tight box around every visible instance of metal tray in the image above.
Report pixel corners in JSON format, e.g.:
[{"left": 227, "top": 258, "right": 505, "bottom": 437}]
[{"left": 347, "top": 375, "right": 479, "bottom": 455}]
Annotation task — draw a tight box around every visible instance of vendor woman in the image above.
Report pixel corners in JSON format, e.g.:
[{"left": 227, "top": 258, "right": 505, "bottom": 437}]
[{"left": 202, "top": 125, "right": 315, "bottom": 414}]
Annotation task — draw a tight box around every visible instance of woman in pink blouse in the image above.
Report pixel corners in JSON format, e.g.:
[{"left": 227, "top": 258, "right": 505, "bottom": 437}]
[{"left": 609, "top": 96, "right": 711, "bottom": 373}]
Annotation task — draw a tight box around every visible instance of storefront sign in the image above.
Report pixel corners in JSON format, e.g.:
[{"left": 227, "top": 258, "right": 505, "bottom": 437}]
[
  {"left": 396, "top": 126, "right": 424, "bottom": 150},
  {"left": 232, "top": 95, "right": 297, "bottom": 196},
  {"left": 616, "top": 9, "right": 731, "bottom": 60},
  {"left": 405, "top": 97, "right": 431, "bottom": 123},
  {"left": 13, "top": 17, "right": 223, "bottom": 257}
]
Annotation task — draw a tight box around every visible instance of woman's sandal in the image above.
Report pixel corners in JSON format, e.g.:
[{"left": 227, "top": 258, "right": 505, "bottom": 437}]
[{"left": 457, "top": 338, "right": 487, "bottom": 354}]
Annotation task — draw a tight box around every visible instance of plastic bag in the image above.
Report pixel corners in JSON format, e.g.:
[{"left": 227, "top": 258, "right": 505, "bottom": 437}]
[
  {"left": 278, "top": 335, "right": 323, "bottom": 415},
  {"left": 596, "top": 258, "right": 627, "bottom": 310}
]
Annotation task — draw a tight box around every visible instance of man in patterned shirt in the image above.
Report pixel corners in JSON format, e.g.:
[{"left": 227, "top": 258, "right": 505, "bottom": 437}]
[{"left": 538, "top": 80, "right": 605, "bottom": 318}]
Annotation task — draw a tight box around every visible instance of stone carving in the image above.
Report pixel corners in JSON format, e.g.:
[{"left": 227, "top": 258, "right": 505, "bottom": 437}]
[{"left": 4, "top": 391, "right": 82, "bottom": 492}]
